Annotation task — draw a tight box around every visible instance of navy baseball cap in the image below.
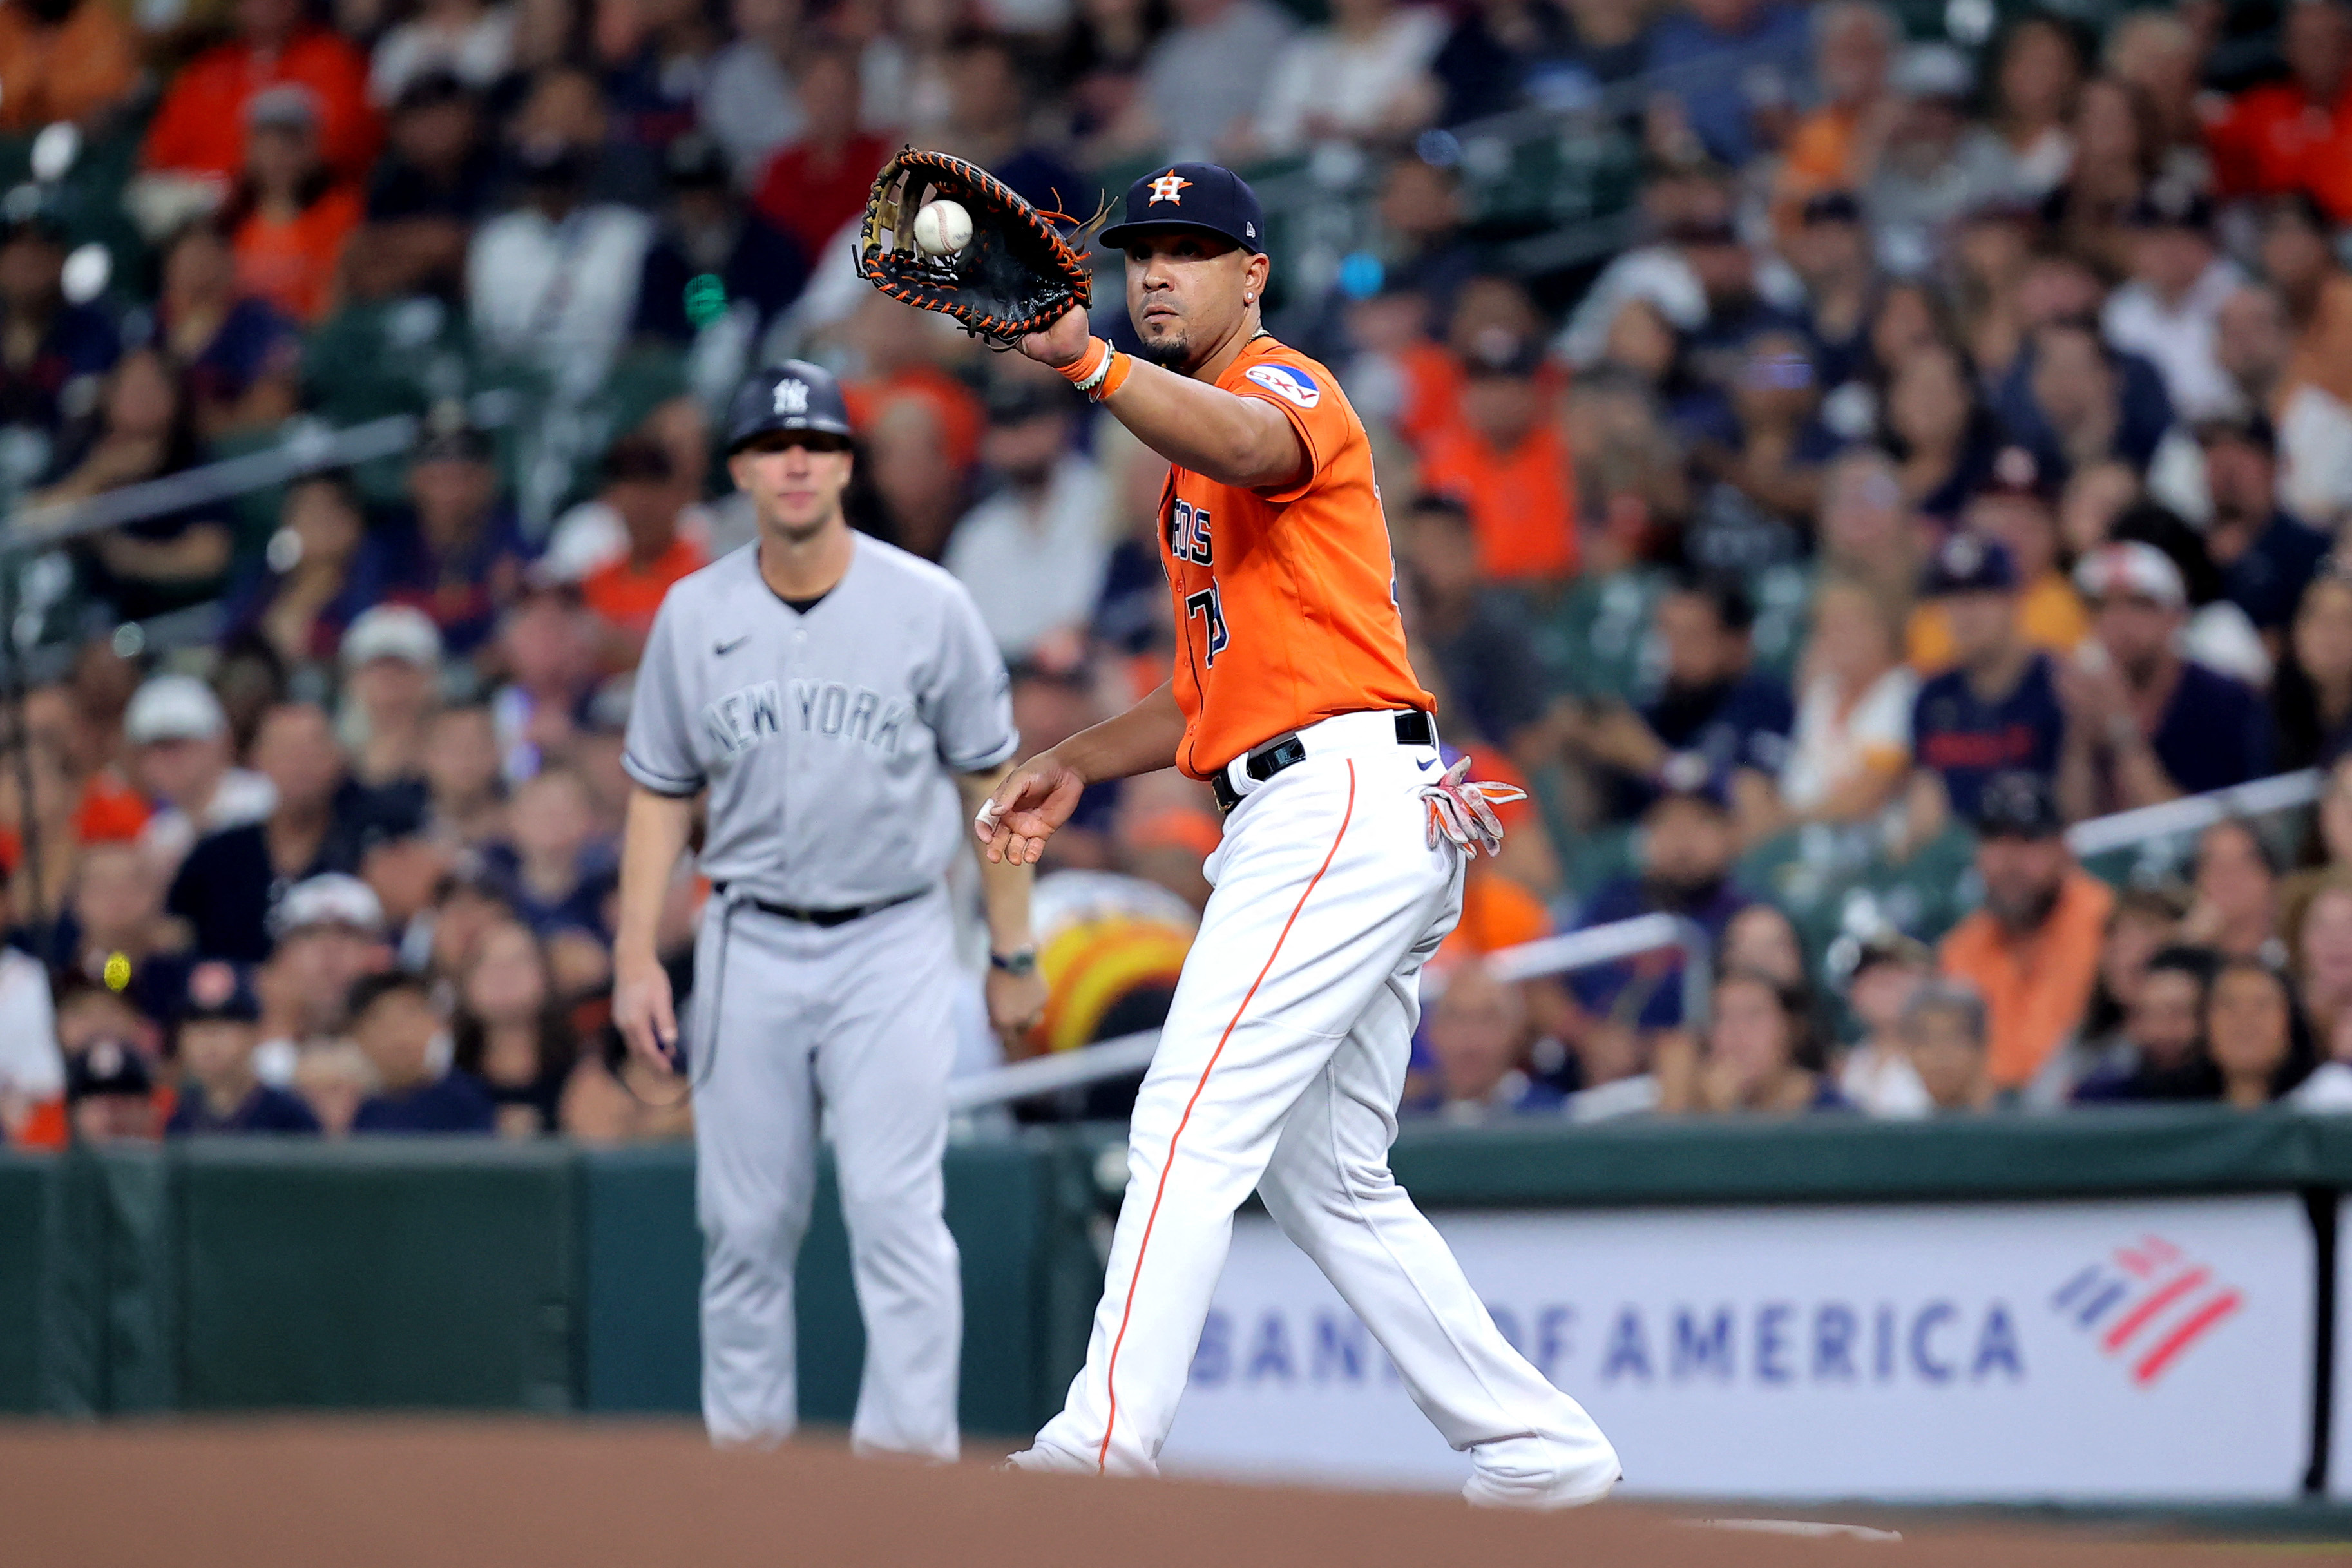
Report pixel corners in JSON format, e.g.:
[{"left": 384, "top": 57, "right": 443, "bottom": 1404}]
[
  {"left": 177, "top": 959, "right": 262, "bottom": 1026},
  {"left": 1974, "top": 770, "right": 2063, "bottom": 839},
  {"left": 1098, "top": 164, "right": 1265, "bottom": 254},
  {"left": 724, "top": 360, "right": 853, "bottom": 452},
  {"left": 1920, "top": 532, "right": 2018, "bottom": 597}
]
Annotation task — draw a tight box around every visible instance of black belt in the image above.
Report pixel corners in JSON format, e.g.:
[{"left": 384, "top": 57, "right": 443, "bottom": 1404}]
[
  {"left": 711, "top": 884, "right": 928, "bottom": 927},
  {"left": 1210, "top": 710, "right": 1435, "bottom": 814}
]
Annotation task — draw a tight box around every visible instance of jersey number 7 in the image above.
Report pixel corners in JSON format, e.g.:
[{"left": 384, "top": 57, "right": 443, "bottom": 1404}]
[{"left": 1185, "top": 584, "right": 1230, "bottom": 667}]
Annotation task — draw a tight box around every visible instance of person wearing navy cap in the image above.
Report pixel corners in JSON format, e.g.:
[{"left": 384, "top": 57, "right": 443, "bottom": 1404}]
[
  {"left": 164, "top": 959, "right": 321, "bottom": 1136},
  {"left": 1909, "top": 532, "right": 2070, "bottom": 827}
]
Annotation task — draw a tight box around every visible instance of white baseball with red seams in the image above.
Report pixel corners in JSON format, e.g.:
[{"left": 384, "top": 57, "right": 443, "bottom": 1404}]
[{"left": 1006, "top": 712, "right": 1621, "bottom": 1504}]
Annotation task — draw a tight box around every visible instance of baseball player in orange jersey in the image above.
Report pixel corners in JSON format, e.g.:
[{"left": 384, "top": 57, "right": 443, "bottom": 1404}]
[{"left": 977, "top": 164, "right": 1621, "bottom": 1505}]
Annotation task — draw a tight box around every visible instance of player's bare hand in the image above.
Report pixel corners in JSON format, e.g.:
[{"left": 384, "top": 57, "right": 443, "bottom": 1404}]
[
  {"left": 613, "top": 953, "right": 681, "bottom": 1075},
  {"left": 976, "top": 751, "right": 1086, "bottom": 865},
  {"left": 1015, "top": 304, "right": 1093, "bottom": 370},
  {"left": 986, "top": 965, "right": 1049, "bottom": 1048}
]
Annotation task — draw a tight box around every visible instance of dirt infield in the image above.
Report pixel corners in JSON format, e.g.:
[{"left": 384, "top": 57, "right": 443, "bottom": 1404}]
[{"left": 0, "top": 1419, "right": 2329, "bottom": 1567}]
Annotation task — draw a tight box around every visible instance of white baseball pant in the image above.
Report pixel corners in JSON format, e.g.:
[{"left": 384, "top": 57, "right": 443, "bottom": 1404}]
[
  {"left": 689, "top": 887, "right": 961, "bottom": 1458},
  {"left": 1016, "top": 712, "right": 1618, "bottom": 1496}
]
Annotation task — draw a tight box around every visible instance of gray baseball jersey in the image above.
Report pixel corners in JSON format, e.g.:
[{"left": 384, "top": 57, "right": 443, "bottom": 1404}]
[{"left": 622, "top": 533, "right": 1018, "bottom": 908}]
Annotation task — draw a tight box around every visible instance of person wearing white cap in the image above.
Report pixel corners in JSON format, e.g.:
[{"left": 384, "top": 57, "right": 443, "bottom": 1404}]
[
  {"left": 125, "top": 673, "right": 277, "bottom": 875},
  {"left": 249, "top": 872, "right": 394, "bottom": 1089},
  {"left": 2058, "top": 540, "right": 2276, "bottom": 817},
  {"left": 341, "top": 604, "right": 443, "bottom": 790}
]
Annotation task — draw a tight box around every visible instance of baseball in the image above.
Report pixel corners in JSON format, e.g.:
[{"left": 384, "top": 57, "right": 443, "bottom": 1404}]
[{"left": 912, "top": 199, "right": 971, "bottom": 256}]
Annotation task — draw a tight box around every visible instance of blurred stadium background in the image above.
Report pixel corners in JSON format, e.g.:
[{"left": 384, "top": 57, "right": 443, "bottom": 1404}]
[{"left": 6, "top": 0, "right": 2352, "bottom": 1542}]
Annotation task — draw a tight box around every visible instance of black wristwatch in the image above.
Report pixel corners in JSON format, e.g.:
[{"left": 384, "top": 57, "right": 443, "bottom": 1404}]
[{"left": 990, "top": 948, "right": 1038, "bottom": 977}]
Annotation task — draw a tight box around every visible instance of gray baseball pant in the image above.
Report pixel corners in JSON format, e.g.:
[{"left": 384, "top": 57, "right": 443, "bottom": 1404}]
[{"left": 687, "top": 886, "right": 962, "bottom": 1458}]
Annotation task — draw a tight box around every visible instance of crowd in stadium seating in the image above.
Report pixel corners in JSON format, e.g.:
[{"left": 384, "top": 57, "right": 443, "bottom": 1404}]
[{"left": 5, "top": 0, "right": 2352, "bottom": 1147}]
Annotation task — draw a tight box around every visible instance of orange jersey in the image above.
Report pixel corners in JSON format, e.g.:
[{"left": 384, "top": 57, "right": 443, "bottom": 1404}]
[{"left": 1160, "top": 336, "right": 1435, "bottom": 779}]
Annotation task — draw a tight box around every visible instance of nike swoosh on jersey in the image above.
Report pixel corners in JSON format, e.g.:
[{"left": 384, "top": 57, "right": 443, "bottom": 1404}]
[
  {"left": 1416, "top": 757, "right": 1437, "bottom": 772},
  {"left": 714, "top": 636, "right": 749, "bottom": 655}
]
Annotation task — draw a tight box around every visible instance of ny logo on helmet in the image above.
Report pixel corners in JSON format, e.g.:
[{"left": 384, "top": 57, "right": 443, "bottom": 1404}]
[
  {"left": 773, "top": 379, "right": 810, "bottom": 416},
  {"left": 1148, "top": 173, "right": 1191, "bottom": 205}
]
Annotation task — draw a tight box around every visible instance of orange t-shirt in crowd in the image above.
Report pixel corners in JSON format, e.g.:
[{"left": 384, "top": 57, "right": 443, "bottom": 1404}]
[
  {"left": 1907, "top": 572, "right": 2089, "bottom": 672},
  {"left": 142, "top": 26, "right": 382, "bottom": 186},
  {"left": 582, "top": 534, "right": 710, "bottom": 640},
  {"left": 2207, "top": 81, "right": 2352, "bottom": 218},
  {"left": 232, "top": 185, "right": 363, "bottom": 323},
  {"left": 1938, "top": 869, "right": 2114, "bottom": 1089},
  {"left": 1160, "top": 334, "right": 1435, "bottom": 778},
  {"left": 0, "top": 0, "right": 136, "bottom": 132},
  {"left": 1415, "top": 419, "right": 1579, "bottom": 582},
  {"left": 843, "top": 368, "right": 985, "bottom": 473}
]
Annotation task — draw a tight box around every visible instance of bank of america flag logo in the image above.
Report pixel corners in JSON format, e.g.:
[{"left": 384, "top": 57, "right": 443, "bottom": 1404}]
[{"left": 2051, "top": 1235, "right": 2242, "bottom": 1387}]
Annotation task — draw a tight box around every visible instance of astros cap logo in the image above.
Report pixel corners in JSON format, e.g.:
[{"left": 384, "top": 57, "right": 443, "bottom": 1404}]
[{"left": 1147, "top": 172, "right": 1192, "bottom": 205}]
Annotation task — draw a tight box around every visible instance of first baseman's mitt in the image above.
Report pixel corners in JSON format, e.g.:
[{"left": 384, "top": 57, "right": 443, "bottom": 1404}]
[{"left": 856, "top": 148, "right": 1095, "bottom": 347}]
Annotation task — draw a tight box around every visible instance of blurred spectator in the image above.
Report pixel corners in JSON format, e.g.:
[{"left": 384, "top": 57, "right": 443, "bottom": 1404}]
[
  {"left": 1058, "top": 0, "right": 1171, "bottom": 159},
  {"left": 2206, "top": 957, "right": 2311, "bottom": 1108},
  {"left": 38, "top": 349, "right": 233, "bottom": 622},
  {"left": 125, "top": 673, "right": 277, "bottom": 872},
  {"left": 65, "top": 1037, "right": 165, "bottom": 1143},
  {"left": 1719, "top": 901, "right": 1806, "bottom": 986},
  {"left": 491, "top": 587, "right": 600, "bottom": 779},
  {"left": 2104, "top": 10, "right": 2205, "bottom": 186},
  {"left": 167, "top": 704, "right": 399, "bottom": 961},
  {"left": 1249, "top": 0, "right": 1442, "bottom": 157},
  {"left": 251, "top": 872, "right": 394, "bottom": 1082},
  {"left": 2193, "top": 415, "right": 2329, "bottom": 646},
  {"left": 944, "top": 374, "right": 1107, "bottom": 663},
  {"left": 1774, "top": 573, "right": 1913, "bottom": 830},
  {"left": 1411, "top": 962, "right": 1558, "bottom": 1120},
  {"left": 451, "top": 916, "right": 576, "bottom": 1135},
  {"left": 292, "top": 1037, "right": 377, "bottom": 1134},
  {"left": 0, "top": 208, "right": 119, "bottom": 437},
  {"left": 1973, "top": 17, "right": 2081, "bottom": 198},
  {"left": 2100, "top": 181, "right": 2241, "bottom": 424},
  {"left": 0, "top": 863, "right": 63, "bottom": 1147},
  {"left": 1882, "top": 336, "right": 1994, "bottom": 524},
  {"left": 2041, "top": 884, "right": 2181, "bottom": 1101},
  {"left": 358, "top": 73, "right": 499, "bottom": 302},
  {"left": 0, "top": 0, "right": 136, "bottom": 133},
  {"left": 2000, "top": 317, "right": 2174, "bottom": 488},
  {"left": 1902, "top": 977, "right": 1996, "bottom": 1113},
  {"left": 578, "top": 436, "right": 711, "bottom": 654},
  {"left": 749, "top": 41, "right": 892, "bottom": 263},
  {"left": 1568, "top": 767, "right": 1747, "bottom": 1049},
  {"left": 1416, "top": 328, "right": 1577, "bottom": 585},
  {"left": 2194, "top": 282, "right": 2352, "bottom": 534},
  {"left": 2040, "top": 77, "right": 2159, "bottom": 282},
  {"left": 483, "top": 765, "right": 614, "bottom": 940},
  {"left": 2262, "top": 196, "right": 2352, "bottom": 489},
  {"left": 347, "top": 414, "right": 531, "bottom": 657},
  {"left": 1645, "top": 0, "right": 1809, "bottom": 171},
  {"left": 157, "top": 221, "right": 302, "bottom": 437},
  {"left": 1938, "top": 771, "right": 2112, "bottom": 1093},
  {"left": 698, "top": 0, "right": 805, "bottom": 181},
  {"left": 1863, "top": 46, "right": 2016, "bottom": 271},
  {"left": 935, "top": 31, "right": 1089, "bottom": 211},
  {"left": 1915, "top": 459, "right": 2087, "bottom": 676},
  {"left": 226, "top": 472, "right": 370, "bottom": 667},
  {"left": 223, "top": 86, "right": 365, "bottom": 325},
  {"left": 2181, "top": 818, "right": 2283, "bottom": 964},
  {"left": 2060, "top": 542, "right": 2271, "bottom": 816},
  {"left": 56, "top": 842, "right": 186, "bottom": 1042},
  {"left": 422, "top": 704, "right": 508, "bottom": 846},
  {"left": 633, "top": 133, "right": 808, "bottom": 349},
  {"left": 560, "top": 1025, "right": 695, "bottom": 1141},
  {"left": 341, "top": 606, "right": 444, "bottom": 793},
  {"left": 165, "top": 959, "right": 319, "bottom": 1134},
  {"left": 864, "top": 394, "right": 966, "bottom": 560},
  {"left": 361, "top": 817, "right": 453, "bottom": 970},
  {"left": 1399, "top": 494, "right": 1547, "bottom": 756},
  {"left": 1664, "top": 968, "right": 1844, "bottom": 1114},
  {"left": 1427, "top": 0, "right": 1575, "bottom": 129},
  {"left": 2276, "top": 564, "right": 2352, "bottom": 770},
  {"left": 346, "top": 970, "right": 496, "bottom": 1133},
  {"left": 141, "top": 0, "right": 382, "bottom": 191},
  {"left": 369, "top": 0, "right": 517, "bottom": 105},
  {"left": 2208, "top": 0, "right": 2352, "bottom": 215},
  {"left": 1138, "top": 0, "right": 1296, "bottom": 161},
  {"left": 602, "top": 0, "right": 722, "bottom": 152},
  {"left": 1777, "top": 3, "right": 1896, "bottom": 206},
  {"left": 1692, "top": 329, "right": 1835, "bottom": 537},
  {"left": 1837, "top": 931, "right": 1933, "bottom": 1116},
  {"left": 468, "top": 132, "right": 653, "bottom": 396},
  {"left": 2076, "top": 942, "right": 2215, "bottom": 1102}
]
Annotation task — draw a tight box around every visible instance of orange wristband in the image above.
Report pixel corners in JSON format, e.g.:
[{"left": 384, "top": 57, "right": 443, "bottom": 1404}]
[
  {"left": 1056, "top": 336, "right": 1111, "bottom": 390},
  {"left": 1094, "top": 350, "right": 1132, "bottom": 401}
]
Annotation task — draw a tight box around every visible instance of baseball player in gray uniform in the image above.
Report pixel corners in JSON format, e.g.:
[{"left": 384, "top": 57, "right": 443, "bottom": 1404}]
[{"left": 611, "top": 360, "right": 1047, "bottom": 1459}]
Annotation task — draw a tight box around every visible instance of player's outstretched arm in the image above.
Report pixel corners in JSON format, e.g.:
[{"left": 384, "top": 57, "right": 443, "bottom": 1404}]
[
  {"left": 613, "top": 786, "right": 698, "bottom": 1073},
  {"left": 977, "top": 680, "right": 1187, "bottom": 866},
  {"left": 956, "top": 763, "right": 1049, "bottom": 1047},
  {"left": 1017, "top": 307, "right": 1305, "bottom": 492}
]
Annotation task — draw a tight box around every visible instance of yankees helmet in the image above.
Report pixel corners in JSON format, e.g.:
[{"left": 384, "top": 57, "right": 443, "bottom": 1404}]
[{"left": 724, "top": 361, "right": 854, "bottom": 453}]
